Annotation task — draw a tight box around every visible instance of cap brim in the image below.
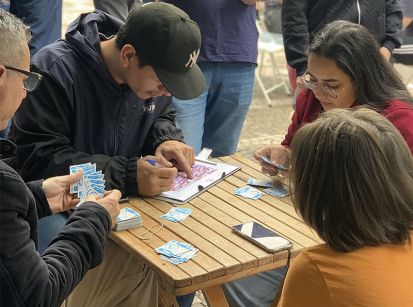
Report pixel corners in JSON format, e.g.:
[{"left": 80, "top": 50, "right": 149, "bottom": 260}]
[{"left": 154, "top": 64, "right": 206, "bottom": 100}]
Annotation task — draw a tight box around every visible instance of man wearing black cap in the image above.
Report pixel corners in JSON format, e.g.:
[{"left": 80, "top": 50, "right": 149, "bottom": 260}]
[
  {"left": 13, "top": 2, "right": 205, "bottom": 197},
  {"left": 11, "top": 3, "right": 204, "bottom": 306}
]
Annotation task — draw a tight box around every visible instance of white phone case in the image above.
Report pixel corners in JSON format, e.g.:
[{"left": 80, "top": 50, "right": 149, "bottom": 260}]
[{"left": 232, "top": 221, "right": 293, "bottom": 252}]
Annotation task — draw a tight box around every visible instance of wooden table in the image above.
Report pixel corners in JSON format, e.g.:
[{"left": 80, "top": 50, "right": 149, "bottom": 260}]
[{"left": 110, "top": 155, "right": 322, "bottom": 306}]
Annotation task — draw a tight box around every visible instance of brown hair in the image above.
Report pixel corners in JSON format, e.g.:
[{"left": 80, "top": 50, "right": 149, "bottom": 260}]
[{"left": 290, "top": 108, "right": 413, "bottom": 252}]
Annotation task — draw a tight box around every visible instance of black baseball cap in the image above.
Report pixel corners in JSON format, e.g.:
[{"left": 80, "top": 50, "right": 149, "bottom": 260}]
[{"left": 121, "top": 2, "right": 206, "bottom": 100}]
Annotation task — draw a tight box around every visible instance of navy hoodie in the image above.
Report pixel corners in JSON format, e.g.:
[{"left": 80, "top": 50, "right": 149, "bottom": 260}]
[{"left": 13, "top": 11, "right": 184, "bottom": 196}]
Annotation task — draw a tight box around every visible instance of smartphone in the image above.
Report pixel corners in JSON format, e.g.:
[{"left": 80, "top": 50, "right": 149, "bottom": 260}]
[{"left": 232, "top": 221, "right": 293, "bottom": 253}]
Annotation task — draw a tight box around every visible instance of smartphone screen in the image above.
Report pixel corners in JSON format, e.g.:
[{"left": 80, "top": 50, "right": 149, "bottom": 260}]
[{"left": 232, "top": 221, "right": 293, "bottom": 252}]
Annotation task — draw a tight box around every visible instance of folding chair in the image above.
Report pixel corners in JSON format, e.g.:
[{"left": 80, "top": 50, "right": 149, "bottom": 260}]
[
  {"left": 393, "top": 44, "right": 413, "bottom": 84},
  {"left": 255, "top": 24, "right": 291, "bottom": 107}
]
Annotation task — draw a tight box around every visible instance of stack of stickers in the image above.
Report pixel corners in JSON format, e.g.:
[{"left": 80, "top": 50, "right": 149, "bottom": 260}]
[
  {"left": 160, "top": 207, "right": 192, "bottom": 222},
  {"left": 115, "top": 207, "right": 142, "bottom": 231},
  {"left": 234, "top": 185, "right": 264, "bottom": 200},
  {"left": 155, "top": 240, "right": 199, "bottom": 265},
  {"left": 248, "top": 178, "right": 289, "bottom": 197},
  {"left": 70, "top": 163, "right": 105, "bottom": 205},
  {"left": 234, "top": 178, "right": 289, "bottom": 200}
]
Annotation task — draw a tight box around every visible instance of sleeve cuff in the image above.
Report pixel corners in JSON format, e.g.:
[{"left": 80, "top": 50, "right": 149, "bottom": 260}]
[
  {"left": 27, "top": 179, "right": 52, "bottom": 218},
  {"left": 125, "top": 157, "right": 138, "bottom": 196},
  {"left": 382, "top": 40, "right": 397, "bottom": 52}
]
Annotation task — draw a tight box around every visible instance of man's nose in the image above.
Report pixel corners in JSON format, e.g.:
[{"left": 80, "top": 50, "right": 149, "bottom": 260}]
[{"left": 159, "top": 84, "right": 171, "bottom": 96}]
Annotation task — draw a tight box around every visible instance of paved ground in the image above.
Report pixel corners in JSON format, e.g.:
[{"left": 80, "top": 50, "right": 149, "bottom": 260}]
[{"left": 61, "top": 1, "right": 412, "bottom": 305}]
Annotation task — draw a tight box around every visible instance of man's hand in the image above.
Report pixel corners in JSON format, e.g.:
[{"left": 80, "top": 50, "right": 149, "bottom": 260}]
[
  {"left": 137, "top": 156, "right": 178, "bottom": 196},
  {"left": 84, "top": 190, "right": 121, "bottom": 226},
  {"left": 155, "top": 140, "right": 195, "bottom": 178},
  {"left": 380, "top": 47, "right": 391, "bottom": 61},
  {"left": 253, "top": 144, "right": 291, "bottom": 177},
  {"left": 295, "top": 75, "right": 303, "bottom": 88},
  {"left": 42, "top": 172, "right": 84, "bottom": 214}
]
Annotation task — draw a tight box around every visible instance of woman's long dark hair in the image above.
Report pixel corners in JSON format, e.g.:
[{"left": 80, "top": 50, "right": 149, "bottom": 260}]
[{"left": 310, "top": 20, "right": 412, "bottom": 108}]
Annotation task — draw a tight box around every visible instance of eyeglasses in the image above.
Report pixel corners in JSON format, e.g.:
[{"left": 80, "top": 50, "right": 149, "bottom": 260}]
[
  {"left": 300, "top": 71, "right": 343, "bottom": 99},
  {"left": 4, "top": 66, "right": 43, "bottom": 92}
]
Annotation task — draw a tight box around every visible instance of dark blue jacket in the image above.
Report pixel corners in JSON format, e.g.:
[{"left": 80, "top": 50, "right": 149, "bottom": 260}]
[
  {"left": 282, "top": 0, "right": 403, "bottom": 76},
  {"left": 13, "top": 10, "right": 183, "bottom": 196}
]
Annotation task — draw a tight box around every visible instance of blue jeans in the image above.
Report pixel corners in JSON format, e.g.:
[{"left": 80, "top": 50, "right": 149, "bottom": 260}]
[
  {"left": 37, "top": 212, "right": 68, "bottom": 254},
  {"left": 172, "top": 62, "right": 256, "bottom": 157},
  {"left": 37, "top": 213, "right": 195, "bottom": 306},
  {"left": 222, "top": 267, "right": 287, "bottom": 307},
  {"left": 10, "top": 0, "right": 62, "bottom": 56},
  {"left": 0, "top": 1, "right": 10, "bottom": 11}
]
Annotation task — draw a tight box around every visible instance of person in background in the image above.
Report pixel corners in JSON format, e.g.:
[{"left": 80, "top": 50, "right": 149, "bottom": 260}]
[
  {"left": 93, "top": 0, "right": 142, "bottom": 21},
  {"left": 162, "top": 0, "right": 258, "bottom": 157},
  {"left": 401, "top": 0, "right": 413, "bottom": 44},
  {"left": 10, "top": 0, "right": 62, "bottom": 56},
  {"left": 12, "top": 3, "right": 205, "bottom": 306},
  {"left": 264, "top": 0, "right": 282, "bottom": 34},
  {"left": 0, "top": 9, "right": 121, "bottom": 306},
  {"left": 282, "top": 0, "right": 403, "bottom": 93},
  {"left": 223, "top": 20, "right": 413, "bottom": 307},
  {"left": 392, "top": 0, "right": 413, "bottom": 68},
  {"left": 0, "top": 0, "right": 63, "bottom": 139},
  {"left": 274, "top": 108, "right": 413, "bottom": 306}
]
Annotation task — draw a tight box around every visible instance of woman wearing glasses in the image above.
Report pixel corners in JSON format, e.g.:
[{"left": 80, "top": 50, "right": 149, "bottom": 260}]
[{"left": 255, "top": 20, "right": 413, "bottom": 176}]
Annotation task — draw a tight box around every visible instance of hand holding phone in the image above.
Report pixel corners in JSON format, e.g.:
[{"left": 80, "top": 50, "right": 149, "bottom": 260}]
[{"left": 232, "top": 221, "right": 293, "bottom": 252}]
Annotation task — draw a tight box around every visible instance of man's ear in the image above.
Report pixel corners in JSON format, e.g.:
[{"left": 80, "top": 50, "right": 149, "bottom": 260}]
[
  {"left": 0, "top": 65, "right": 7, "bottom": 87},
  {"left": 120, "top": 44, "right": 136, "bottom": 68}
]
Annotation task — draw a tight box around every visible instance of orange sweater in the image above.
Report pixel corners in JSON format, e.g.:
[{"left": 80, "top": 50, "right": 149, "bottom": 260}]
[{"left": 275, "top": 235, "right": 413, "bottom": 307}]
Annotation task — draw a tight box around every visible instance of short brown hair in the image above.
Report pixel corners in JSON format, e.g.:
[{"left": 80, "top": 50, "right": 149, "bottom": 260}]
[{"left": 290, "top": 108, "right": 413, "bottom": 252}]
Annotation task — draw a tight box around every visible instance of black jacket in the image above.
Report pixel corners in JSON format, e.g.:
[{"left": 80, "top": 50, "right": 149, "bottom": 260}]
[
  {"left": 282, "top": 0, "right": 403, "bottom": 76},
  {"left": 13, "top": 11, "right": 183, "bottom": 196},
  {"left": 0, "top": 140, "right": 112, "bottom": 307}
]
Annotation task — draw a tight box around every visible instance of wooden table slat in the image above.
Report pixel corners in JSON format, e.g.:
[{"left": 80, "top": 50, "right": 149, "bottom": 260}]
[
  {"left": 204, "top": 186, "right": 318, "bottom": 248},
  {"left": 132, "top": 198, "right": 243, "bottom": 275},
  {"left": 145, "top": 199, "right": 260, "bottom": 269},
  {"left": 219, "top": 179, "right": 322, "bottom": 243},
  {"left": 189, "top": 197, "right": 273, "bottom": 264},
  {"left": 219, "top": 155, "right": 267, "bottom": 181},
  {"left": 127, "top": 199, "right": 227, "bottom": 277},
  {"left": 109, "top": 231, "right": 188, "bottom": 288}
]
